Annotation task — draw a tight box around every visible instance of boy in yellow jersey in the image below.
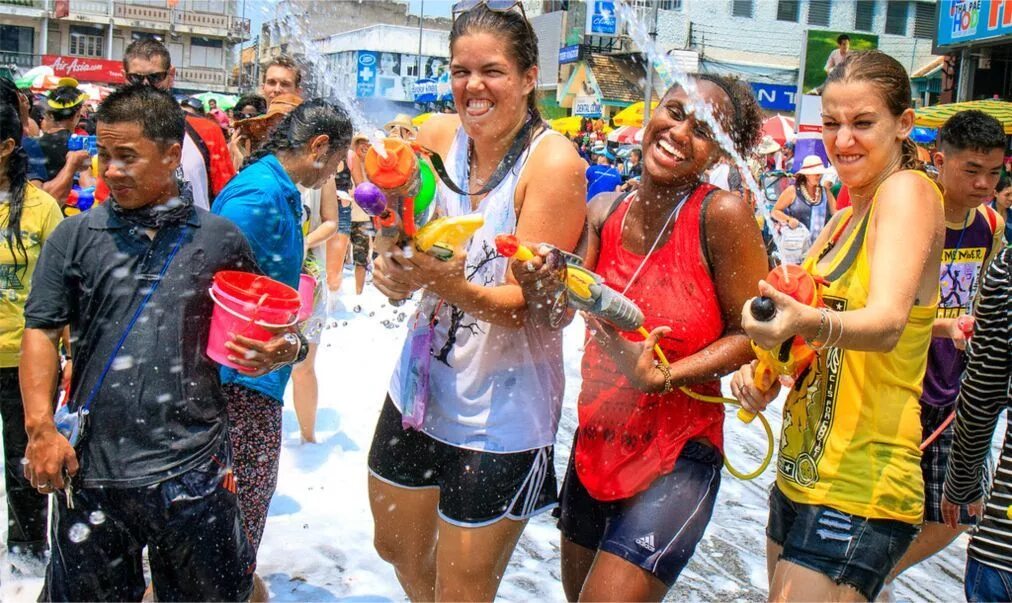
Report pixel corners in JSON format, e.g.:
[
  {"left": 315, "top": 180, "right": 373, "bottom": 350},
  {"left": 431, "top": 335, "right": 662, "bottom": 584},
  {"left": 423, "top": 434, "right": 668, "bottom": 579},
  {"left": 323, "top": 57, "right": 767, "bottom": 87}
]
[{"left": 884, "top": 111, "right": 1006, "bottom": 592}]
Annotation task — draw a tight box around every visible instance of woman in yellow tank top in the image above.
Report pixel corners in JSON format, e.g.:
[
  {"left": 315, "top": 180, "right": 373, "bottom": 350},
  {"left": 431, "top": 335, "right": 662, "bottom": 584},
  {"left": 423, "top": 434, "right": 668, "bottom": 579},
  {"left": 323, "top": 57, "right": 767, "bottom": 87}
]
[{"left": 730, "top": 51, "right": 945, "bottom": 602}]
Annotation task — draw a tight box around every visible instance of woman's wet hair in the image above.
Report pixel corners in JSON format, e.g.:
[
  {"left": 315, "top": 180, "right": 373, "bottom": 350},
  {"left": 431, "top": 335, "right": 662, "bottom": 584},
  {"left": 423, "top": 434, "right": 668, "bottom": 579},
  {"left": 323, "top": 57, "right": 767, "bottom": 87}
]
[
  {"left": 0, "top": 98, "right": 29, "bottom": 277},
  {"left": 663, "top": 74, "right": 762, "bottom": 160},
  {"left": 450, "top": 4, "right": 541, "bottom": 122},
  {"left": 243, "top": 99, "right": 353, "bottom": 170},
  {"left": 997, "top": 173, "right": 1011, "bottom": 194},
  {"left": 824, "top": 50, "right": 920, "bottom": 170}
]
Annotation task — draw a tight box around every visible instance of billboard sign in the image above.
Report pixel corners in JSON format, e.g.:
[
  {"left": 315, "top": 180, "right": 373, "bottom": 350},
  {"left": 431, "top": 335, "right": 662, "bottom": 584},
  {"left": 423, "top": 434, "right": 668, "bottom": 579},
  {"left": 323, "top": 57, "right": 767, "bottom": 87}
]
[
  {"left": 586, "top": 1, "right": 617, "bottom": 36},
  {"left": 42, "top": 55, "right": 125, "bottom": 84},
  {"left": 798, "top": 30, "right": 878, "bottom": 95},
  {"left": 794, "top": 94, "right": 828, "bottom": 166},
  {"left": 573, "top": 95, "right": 602, "bottom": 117},
  {"left": 936, "top": 0, "right": 1012, "bottom": 50},
  {"left": 559, "top": 45, "right": 580, "bottom": 64},
  {"left": 750, "top": 82, "right": 797, "bottom": 112},
  {"left": 356, "top": 51, "right": 377, "bottom": 98}
]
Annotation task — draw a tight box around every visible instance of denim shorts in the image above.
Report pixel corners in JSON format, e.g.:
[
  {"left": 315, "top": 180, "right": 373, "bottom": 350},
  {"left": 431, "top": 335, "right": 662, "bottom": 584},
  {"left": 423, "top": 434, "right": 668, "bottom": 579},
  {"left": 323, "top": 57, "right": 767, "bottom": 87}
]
[
  {"left": 557, "top": 437, "right": 722, "bottom": 587},
  {"left": 965, "top": 556, "right": 1012, "bottom": 602},
  {"left": 766, "top": 485, "right": 919, "bottom": 600}
]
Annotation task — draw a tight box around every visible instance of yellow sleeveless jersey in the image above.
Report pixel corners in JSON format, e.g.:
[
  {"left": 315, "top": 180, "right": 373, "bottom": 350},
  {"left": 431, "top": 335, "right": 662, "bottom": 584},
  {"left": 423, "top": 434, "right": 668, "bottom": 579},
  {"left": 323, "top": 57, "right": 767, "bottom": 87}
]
[{"left": 776, "top": 171, "right": 941, "bottom": 524}]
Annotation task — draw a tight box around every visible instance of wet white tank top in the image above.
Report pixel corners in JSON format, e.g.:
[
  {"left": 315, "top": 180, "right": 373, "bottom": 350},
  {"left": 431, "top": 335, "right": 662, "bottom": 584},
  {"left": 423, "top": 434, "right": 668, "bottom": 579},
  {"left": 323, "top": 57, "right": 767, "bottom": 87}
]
[{"left": 387, "top": 125, "right": 565, "bottom": 453}]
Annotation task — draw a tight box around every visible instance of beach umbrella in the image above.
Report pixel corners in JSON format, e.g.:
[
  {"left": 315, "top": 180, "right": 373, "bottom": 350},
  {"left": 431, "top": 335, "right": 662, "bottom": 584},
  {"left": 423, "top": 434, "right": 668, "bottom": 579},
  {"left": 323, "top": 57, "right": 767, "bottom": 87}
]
[
  {"left": 762, "top": 115, "right": 795, "bottom": 146},
  {"left": 607, "top": 126, "right": 643, "bottom": 144},
  {"left": 549, "top": 115, "right": 585, "bottom": 135},
  {"left": 916, "top": 99, "right": 1012, "bottom": 134},
  {"left": 191, "top": 92, "right": 238, "bottom": 112},
  {"left": 412, "top": 113, "right": 433, "bottom": 126},
  {"left": 15, "top": 65, "right": 53, "bottom": 89},
  {"left": 612, "top": 101, "right": 658, "bottom": 127}
]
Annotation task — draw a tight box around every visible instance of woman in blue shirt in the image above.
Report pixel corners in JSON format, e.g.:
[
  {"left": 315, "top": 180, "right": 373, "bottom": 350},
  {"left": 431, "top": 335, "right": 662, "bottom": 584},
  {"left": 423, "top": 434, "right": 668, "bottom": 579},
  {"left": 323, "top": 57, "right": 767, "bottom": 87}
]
[{"left": 211, "top": 100, "right": 352, "bottom": 563}]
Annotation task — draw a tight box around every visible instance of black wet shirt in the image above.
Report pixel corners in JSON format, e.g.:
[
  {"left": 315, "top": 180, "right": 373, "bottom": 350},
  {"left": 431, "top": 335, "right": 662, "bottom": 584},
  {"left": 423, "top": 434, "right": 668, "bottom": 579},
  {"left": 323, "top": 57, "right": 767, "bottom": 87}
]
[
  {"left": 37, "top": 129, "right": 72, "bottom": 181},
  {"left": 24, "top": 202, "right": 258, "bottom": 488}
]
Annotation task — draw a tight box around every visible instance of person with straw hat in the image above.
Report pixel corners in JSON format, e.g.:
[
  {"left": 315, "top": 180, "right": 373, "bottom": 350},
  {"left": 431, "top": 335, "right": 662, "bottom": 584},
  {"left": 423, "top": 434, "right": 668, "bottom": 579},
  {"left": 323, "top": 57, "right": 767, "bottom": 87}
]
[
  {"left": 383, "top": 113, "right": 417, "bottom": 141},
  {"left": 772, "top": 154, "right": 837, "bottom": 258}
]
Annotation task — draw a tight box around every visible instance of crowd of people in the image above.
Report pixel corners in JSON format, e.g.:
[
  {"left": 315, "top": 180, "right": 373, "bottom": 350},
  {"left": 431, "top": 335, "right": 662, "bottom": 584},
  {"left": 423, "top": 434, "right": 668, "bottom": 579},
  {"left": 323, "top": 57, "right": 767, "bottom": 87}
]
[{"left": 1, "top": 1, "right": 1012, "bottom": 602}]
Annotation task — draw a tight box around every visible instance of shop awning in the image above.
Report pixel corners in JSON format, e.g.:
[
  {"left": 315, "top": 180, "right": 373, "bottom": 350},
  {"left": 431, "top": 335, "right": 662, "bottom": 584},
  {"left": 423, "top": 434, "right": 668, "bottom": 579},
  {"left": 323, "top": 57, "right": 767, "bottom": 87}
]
[{"left": 915, "top": 100, "right": 1012, "bottom": 134}]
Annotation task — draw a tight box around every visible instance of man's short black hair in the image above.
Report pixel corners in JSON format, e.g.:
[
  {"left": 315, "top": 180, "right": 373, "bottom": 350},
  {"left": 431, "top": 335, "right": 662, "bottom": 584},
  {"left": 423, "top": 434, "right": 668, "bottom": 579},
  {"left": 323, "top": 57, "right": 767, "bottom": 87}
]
[
  {"left": 837, "top": 34, "right": 850, "bottom": 44},
  {"left": 123, "top": 37, "right": 172, "bottom": 70},
  {"left": 938, "top": 110, "right": 1007, "bottom": 154},
  {"left": 96, "top": 84, "right": 184, "bottom": 147}
]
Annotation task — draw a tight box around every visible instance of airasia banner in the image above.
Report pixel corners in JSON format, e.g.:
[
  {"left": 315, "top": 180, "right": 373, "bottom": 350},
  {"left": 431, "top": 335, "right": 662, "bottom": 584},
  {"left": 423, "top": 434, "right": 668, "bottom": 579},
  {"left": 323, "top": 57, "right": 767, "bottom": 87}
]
[{"left": 42, "top": 55, "right": 125, "bottom": 85}]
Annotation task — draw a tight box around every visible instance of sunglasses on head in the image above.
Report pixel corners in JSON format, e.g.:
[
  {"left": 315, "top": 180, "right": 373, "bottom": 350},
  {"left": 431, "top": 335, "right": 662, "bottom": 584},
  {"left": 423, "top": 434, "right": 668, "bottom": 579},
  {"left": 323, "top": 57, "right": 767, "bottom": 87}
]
[
  {"left": 238, "top": 110, "right": 262, "bottom": 119},
  {"left": 125, "top": 71, "right": 169, "bottom": 86},
  {"left": 452, "top": 0, "right": 526, "bottom": 20}
]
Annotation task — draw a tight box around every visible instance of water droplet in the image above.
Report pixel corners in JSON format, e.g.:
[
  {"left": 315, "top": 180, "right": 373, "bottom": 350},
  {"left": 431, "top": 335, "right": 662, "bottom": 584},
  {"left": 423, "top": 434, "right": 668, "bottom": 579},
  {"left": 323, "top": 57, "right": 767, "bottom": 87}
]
[
  {"left": 68, "top": 523, "right": 91, "bottom": 543},
  {"left": 353, "top": 305, "right": 362, "bottom": 313},
  {"left": 89, "top": 511, "right": 106, "bottom": 525}
]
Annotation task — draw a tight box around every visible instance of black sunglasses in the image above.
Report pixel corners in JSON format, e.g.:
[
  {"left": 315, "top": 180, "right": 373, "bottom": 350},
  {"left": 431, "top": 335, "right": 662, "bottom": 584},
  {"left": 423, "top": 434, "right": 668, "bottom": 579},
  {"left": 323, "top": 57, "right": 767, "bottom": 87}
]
[
  {"left": 452, "top": 0, "right": 527, "bottom": 20},
  {"left": 125, "top": 71, "right": 169, "bottom": 86}
]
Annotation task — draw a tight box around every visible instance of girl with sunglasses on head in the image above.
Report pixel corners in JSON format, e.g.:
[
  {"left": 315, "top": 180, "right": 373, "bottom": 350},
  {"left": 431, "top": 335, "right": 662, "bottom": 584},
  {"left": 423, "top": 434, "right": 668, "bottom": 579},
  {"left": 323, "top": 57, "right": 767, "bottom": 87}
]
[
  {"left": 367, "top": 2, "right": 587, "bottom": 600},
  {"left": 515, "top": 75, "right": 768, "bottom": 602},
  {"left": 731, "top": 51, "right": 944, "bottom": 602}
]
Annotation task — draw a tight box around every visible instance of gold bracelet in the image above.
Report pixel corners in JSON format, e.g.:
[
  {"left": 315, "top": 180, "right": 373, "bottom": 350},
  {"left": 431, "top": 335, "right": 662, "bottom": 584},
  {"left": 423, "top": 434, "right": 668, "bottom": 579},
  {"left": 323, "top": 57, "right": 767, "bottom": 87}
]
[{"left": 655, "top": 361, "right": 674, "bottom": 394}]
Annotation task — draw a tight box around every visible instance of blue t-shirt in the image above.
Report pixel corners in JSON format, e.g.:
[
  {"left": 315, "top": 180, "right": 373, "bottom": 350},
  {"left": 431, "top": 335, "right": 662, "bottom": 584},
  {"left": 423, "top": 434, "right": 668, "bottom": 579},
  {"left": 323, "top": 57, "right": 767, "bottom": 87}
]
[
  {"left": 586, "top": 164, "right": 622, "bottom": 201},
  {"left": 211, "top": 154, "right": 304, "bottom": 403}
]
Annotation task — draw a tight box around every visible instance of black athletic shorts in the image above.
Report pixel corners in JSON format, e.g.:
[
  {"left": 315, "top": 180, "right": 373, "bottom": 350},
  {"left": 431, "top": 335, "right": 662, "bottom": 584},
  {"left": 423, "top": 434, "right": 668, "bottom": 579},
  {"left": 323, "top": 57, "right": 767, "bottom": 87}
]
[{"left": 368, "top": 396, "right": 558, "bottom": 526}]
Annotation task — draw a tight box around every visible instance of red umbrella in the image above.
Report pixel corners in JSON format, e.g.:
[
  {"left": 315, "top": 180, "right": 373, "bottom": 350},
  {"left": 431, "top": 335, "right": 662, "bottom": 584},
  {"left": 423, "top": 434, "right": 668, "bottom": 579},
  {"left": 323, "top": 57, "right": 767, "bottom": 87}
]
[
  {"left": 762, "top": 115, "right": 795, "bottom": 146},
  {"left": 607, "top": 126, "right": 643, "bottom": 144}
]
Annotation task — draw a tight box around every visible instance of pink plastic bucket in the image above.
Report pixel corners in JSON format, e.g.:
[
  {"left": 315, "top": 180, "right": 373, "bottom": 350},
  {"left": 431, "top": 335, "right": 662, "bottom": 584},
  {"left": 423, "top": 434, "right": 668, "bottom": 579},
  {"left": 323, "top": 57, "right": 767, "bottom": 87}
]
[
  {"left": 297, "top": 274, "right": 315, "bottom": 322},
  {"left": 207, "top": 272, "right": 300, "bottom": 370}
]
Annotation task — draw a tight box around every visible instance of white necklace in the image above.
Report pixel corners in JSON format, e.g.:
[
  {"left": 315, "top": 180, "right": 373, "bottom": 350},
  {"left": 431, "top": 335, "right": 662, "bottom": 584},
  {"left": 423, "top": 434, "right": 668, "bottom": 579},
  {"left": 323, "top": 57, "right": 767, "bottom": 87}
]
[{"left": 620, "top": 190, "right": 691, "bottom": 296}]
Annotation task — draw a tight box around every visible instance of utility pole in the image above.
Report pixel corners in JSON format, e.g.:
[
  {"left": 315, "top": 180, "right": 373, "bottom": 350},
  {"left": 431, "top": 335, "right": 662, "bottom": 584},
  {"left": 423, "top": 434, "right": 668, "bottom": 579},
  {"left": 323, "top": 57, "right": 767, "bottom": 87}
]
[
  {"left": 643, "top": 0, "right": 659, "bottom": 121},
  {"left": 417, "top": 0, "right": 425, "bottom": 80}
]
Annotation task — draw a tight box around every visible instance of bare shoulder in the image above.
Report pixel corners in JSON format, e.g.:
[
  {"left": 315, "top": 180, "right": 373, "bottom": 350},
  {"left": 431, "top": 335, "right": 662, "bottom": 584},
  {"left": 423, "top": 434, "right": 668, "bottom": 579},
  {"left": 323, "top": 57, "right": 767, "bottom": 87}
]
[
  {"left": 706, "top": 189, "right": 756, "bottom": 226},
  {"left": 418, "top": 114, "right": 461, "bottom": 157},
  {"left": 528, "top": 131, "right": 587, "bottom": 178},
  {"left": 879, "top": 169, "right": 941, "bottom": 207}
]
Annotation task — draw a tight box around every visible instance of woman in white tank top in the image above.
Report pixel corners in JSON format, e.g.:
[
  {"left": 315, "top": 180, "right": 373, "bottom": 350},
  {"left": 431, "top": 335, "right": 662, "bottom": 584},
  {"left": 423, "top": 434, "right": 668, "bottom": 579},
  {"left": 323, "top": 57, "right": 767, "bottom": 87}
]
[{"left": 366, "top": 4, "right": 586, "bottom": 601}]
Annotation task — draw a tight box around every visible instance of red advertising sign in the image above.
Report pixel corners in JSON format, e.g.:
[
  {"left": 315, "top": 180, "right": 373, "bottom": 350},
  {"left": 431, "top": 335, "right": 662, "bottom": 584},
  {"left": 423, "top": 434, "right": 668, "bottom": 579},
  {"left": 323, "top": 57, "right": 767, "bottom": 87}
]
[{"left": 42, "top": 55, "right": 125, "bottom": 85}]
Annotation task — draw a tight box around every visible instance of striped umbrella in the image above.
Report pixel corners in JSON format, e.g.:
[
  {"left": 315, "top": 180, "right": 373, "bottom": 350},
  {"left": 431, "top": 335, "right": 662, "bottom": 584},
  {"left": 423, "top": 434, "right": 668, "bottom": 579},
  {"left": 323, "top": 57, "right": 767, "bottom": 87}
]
[
  {"left": 761, "top": 115, "right": 795, "bottom": 146},
  {"left": 607, "top": 126, "right": 643, "bottom": 144},
  {"left": 915, "top": 99, "right": 1012, "bottom": 133}
]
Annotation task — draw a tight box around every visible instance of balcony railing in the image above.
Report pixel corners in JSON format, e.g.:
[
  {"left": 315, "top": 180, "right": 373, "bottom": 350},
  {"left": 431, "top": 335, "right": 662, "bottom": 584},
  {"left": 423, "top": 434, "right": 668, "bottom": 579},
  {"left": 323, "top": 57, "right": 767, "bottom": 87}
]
[
  {"left": 175, "top": 10, "right": 228, "bottom": 29},
  {"left": 70, "top": 0, "right": 111, "bottom": 16},
  {"left": 113, "top": 2, "right": 171, "bottom": 22},
  {"left": 0, "top": 51, "right": 39, "bottom": 70},
  {"left": 176, "top": 66, "right": 226, "bottom": 86},
  {"left": 1, "top": 0, "right": 46, "bottom": 9}
]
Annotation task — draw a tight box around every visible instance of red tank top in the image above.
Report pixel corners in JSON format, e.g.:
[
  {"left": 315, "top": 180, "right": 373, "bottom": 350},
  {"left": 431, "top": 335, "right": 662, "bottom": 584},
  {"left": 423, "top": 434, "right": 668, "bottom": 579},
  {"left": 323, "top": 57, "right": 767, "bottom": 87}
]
[{"left": 576, "top": 184, "right": 725, "bottom": 501}]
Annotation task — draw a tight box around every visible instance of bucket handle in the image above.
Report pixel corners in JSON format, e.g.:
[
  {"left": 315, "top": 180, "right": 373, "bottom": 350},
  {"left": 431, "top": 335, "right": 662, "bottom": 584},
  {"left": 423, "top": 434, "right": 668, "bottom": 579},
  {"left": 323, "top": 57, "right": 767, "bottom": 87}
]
[{"left": 209, "top": 288, "right": 299, "bottom": 329}]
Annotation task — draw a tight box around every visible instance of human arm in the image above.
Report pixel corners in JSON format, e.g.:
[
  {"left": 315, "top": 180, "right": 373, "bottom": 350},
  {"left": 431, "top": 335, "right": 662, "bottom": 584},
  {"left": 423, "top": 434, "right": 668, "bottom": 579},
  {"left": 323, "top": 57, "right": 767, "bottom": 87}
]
[
  {"left": 590, "top": 191, "right": 769, "bottom": 393},
  {"left": 771, "top": 187, "right": 798, "bottom": 227},
  {"left": 229, "top": 128, "right": 251, "bottom": 171},
  {"left": 743, "top": 171, "right": 944, "bottom": 352},
  {"left": 20, "top": 328, "right": 78, "bottom": 492},
  {"left": 304, "top": 177, "right": 339, "bottom": 250},
  {"left": 391, "top": 134, "right": 588, "bottom": 328},
  {"left": 942, "top": 248, "right": 1011, "bottom": 525},
  {"left": 41, "top": 150, "right": 91, "bottom": 205}
]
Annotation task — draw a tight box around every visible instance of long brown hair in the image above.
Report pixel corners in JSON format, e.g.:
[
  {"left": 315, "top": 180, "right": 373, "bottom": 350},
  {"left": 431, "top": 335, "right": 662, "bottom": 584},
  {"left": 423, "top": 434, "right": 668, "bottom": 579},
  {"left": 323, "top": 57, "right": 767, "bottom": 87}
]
[{"left": 824, "top": 50, "right": 921, "bottom": 171}]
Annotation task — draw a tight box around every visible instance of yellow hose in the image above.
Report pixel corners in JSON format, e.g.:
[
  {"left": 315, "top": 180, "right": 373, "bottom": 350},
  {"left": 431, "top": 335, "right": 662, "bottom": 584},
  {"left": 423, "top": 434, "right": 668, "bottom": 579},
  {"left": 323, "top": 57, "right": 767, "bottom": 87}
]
[{"left": 637, "top": 327, "right": 775, "bottom": 481}]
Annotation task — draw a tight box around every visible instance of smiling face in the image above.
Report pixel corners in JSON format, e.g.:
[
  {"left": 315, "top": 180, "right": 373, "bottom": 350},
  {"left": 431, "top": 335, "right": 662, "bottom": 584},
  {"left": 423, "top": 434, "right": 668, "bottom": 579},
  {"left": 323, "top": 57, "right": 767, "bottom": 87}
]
[
  {"left": 640, "top": 80, "right": 729, "bottom": 187},
  {"left": 96, "top": 120, "right": 180, "bottom": 209},
  {"left": 935, "top": 146, "right": 1005, "bottom": 212},
  {"left": 450, "top": 31, "right": 537, "bottom": 141},
  {"left": 821, "top": 80, "right": 914, "bottom": 193}
]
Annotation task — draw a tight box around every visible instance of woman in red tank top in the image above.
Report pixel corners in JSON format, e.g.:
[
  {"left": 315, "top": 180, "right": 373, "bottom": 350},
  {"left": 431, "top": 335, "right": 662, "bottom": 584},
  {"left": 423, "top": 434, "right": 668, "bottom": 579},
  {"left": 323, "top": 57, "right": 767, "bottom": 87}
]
[{"left": 514, "top": 76, "right": 769, "bottom": 600}]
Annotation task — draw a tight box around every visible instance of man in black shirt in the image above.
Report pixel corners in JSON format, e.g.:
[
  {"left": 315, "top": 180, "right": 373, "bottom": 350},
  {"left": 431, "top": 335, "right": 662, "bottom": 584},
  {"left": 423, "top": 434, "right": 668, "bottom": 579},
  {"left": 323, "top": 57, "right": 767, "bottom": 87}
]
[{"left": 20, "top": 84, "right": 305, "bottom": 601}]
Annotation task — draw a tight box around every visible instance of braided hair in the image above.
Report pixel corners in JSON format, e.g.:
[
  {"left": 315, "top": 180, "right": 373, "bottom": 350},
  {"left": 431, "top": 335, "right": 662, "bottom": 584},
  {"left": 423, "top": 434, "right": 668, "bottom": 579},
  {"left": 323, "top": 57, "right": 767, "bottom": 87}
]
[
  {"left": 0, "top": 100, "right": 29, "bottom": 276},
  {"left": 242, "top": 99, "right": 353, "bottom": 171}
]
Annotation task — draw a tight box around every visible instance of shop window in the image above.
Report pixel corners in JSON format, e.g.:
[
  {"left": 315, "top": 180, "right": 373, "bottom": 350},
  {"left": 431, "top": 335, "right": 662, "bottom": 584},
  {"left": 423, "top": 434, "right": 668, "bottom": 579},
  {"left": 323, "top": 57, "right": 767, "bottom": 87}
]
[
  {"left": 0, "top": 24, "right": 34, "bottom": 56},
  {"left": 169, "top": 42, "right": 183, "bottom": 66},
  {"left": 885, "top": 0, "right": 908, "bottom": 35},
  {"left": 777, "top": 0, "right": 800, "bottom": 21},
  {"left": 808, "top": 0, "right": 831, "bottom": 26},
  {"left": 732, "top": 0, "right": 753, "bottom": 18},
  {"left": 913, "top": 1, "right": 934, "bottom": 39},
  {"left": 658, "top": 0, "right": 682, "bottom": 9},
  {"left": 69, "top": 25, "right": 105, "bottom": 58},
  {"left": 854, "top": 0, "right": 875, "bottom": 31}
]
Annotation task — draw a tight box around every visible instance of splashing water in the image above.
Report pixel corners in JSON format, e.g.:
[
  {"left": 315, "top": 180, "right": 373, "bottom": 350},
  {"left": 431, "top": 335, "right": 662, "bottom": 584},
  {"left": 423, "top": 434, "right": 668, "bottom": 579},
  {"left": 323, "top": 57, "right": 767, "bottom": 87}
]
[
  {"left": 68, "top": 522, "right": 91, "bottom": 543},
  {"left": 615, "top": 1, "right": 787, "bottom": 265}
]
